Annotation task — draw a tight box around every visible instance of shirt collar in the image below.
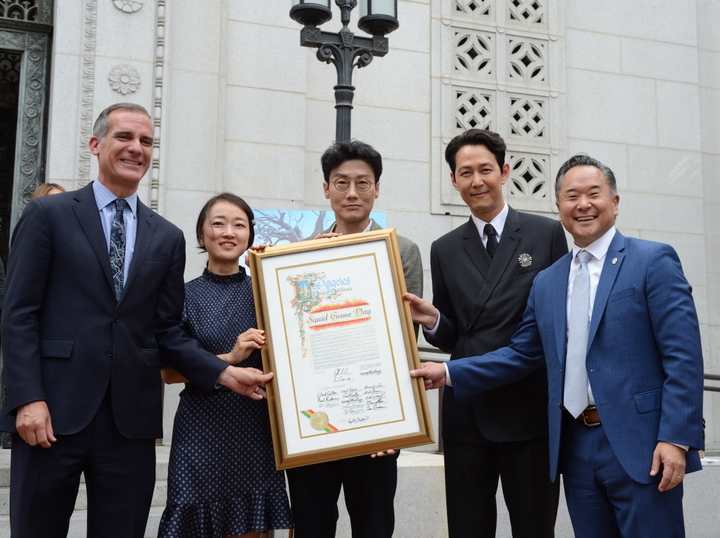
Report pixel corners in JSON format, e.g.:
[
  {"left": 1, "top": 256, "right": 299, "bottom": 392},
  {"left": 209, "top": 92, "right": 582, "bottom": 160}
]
[
  {"left": 572, "top": 226, "right": 616, "bottom": 262},
  {"left": 92, "top": 179, "right": 138, "bottom": 215},
  {"left": 329, "top": 219, "right": 373, "bottom": 233},
  {"left": 470, "top": 201, "right": 508, "bottom": 235}
]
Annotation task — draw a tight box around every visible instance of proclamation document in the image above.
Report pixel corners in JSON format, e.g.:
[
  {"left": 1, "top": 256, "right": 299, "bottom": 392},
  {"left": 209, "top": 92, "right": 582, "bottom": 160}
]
[{"left": 249, "top": 230, "right": 433, "bottom": 469}]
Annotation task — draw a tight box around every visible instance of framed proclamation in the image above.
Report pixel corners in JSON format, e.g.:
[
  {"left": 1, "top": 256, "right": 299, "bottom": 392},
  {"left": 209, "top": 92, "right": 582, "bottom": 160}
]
[{"left": 248, "top": 229, "right": 434, "bottom": 469}]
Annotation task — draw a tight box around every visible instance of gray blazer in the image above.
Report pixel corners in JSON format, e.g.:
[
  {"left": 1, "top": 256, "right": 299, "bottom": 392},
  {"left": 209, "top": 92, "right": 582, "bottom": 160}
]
[{"left": 320, "top": 219, "right": 423, "bottom": 299}]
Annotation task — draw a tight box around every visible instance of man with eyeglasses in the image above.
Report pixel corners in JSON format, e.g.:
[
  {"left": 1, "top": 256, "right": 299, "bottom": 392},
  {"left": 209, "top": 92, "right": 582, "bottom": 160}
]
[{"left": 285, "top": 140, "right": 423, "bottom": 538}]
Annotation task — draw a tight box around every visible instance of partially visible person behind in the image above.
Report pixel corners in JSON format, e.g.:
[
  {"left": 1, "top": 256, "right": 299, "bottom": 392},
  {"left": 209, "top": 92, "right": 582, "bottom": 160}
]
[
  {"left": 158, "top": 193, "right": 292, "bottom": 538},
  {"left": 31, "top": 182, "right": 66, "bottom": 199},
  {"left": 286, "top": 140, "right": 423, "bottom": 538}
]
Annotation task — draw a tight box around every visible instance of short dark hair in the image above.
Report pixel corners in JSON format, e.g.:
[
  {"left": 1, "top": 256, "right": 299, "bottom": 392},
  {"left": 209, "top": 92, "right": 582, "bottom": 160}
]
[
  {"left": 554, "top": 154, "right": 618, "bottom": 199},
  {"left": 93, "top": 103, "right": 151, "bottom": 140},
  {"left": 445, "top": 129, "right": 506, "bottom": 174},
  {"left": 195, "top": 193, "right": 255, "bottom": 252},
  {"left": 321, "top": 140, "right": 383, "bottom": 183}
]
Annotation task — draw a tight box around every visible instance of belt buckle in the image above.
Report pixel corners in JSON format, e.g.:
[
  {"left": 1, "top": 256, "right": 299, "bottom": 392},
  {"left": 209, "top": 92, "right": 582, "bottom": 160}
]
[{"left": 581, "top": 405, "right": 601, "bottom": 427}]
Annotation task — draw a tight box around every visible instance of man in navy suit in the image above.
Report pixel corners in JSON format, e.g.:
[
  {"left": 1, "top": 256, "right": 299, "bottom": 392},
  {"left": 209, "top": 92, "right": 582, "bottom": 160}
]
[
  {"left": 408, "top": 154, "right": 704, "bottom": 537},
  {"left": 1, "top": 103, "right": 273, "bottom": 537}
]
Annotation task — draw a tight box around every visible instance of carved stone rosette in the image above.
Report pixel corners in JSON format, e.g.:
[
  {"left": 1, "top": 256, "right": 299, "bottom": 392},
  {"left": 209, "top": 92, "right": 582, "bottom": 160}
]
[
  {"left": 113, "top": 0, "right": 143, "bottom": 13},
  {"left": 108, "top": 64, "right": 141, "bottom": 95}
]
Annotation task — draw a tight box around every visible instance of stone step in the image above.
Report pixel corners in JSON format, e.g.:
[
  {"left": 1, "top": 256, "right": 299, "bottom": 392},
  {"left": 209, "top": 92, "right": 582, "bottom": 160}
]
[
  {"left": 0, "top": 505, "right": 165, "bottom": 538},
  {"left": 0, "top": 446, "right": 169, "bottom": 487},
  {"left": 0, "top": 493, "right": 292, "bottom": 537},
  {"left": 0, "top": 447, "right": 170, "bottom": 517},
  {"left": 0, "top": 478, "right": 168, "bottom": 517}
]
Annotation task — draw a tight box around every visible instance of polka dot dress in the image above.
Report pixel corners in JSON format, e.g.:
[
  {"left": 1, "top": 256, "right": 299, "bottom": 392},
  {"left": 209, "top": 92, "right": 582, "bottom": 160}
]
[{"left": 158, "top": 268, "right": 293, "bottom": 537}]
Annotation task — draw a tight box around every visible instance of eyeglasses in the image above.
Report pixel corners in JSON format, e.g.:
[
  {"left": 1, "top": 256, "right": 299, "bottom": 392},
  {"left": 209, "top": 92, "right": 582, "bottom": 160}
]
[{"left": 332, "top": 178, "right": 374, "bottom": 192}]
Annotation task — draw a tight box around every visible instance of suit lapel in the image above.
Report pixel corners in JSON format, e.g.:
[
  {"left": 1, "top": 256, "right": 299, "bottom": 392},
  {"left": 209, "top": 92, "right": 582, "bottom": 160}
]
[
  {"left": 72, "top": 183, "right": 115, "bottom": 293},
  {"left": 462, "top": 218, "right": 490, "bottom": 278},
  {"left": 552, "top": 254, "right": 572, "bottom": 367},
  {"left": 124, "top": 201, "right": 156, "bottom": 298},
  {"left": 588, "top": 231, "right": 626, "bottom": 346},
  {"left": 466, "top": 208, "right": 523, "bottom": 331}
]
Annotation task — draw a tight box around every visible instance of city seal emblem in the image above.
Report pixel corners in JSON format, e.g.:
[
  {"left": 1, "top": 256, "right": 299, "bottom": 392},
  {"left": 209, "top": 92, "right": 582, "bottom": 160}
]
[{"left": 310, "top": 411, "right": 330, "bottom": 431}]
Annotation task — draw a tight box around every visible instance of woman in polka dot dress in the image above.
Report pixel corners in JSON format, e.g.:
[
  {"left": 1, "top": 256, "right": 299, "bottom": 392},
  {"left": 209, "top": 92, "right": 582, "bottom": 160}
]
[{"left": 158, "top": 193, "right": 293, "bottom": 538}]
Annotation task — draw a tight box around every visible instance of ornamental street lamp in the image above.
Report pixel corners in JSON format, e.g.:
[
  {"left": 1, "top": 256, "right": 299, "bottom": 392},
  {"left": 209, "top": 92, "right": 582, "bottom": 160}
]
[{"left": 290, "top": 1, "right": 399, "bottom": 142}]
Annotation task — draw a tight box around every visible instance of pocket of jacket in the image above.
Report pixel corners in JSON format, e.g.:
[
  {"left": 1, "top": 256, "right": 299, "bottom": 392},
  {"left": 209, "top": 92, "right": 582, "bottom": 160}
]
[
  {"left": 513, "top": 265, "right": 541, "bottom": 277},
  {"left": 141, "top": 348, "right": 163, "bottom": 368},
  {"left": 609, "top": 287, "right": 634, "bottom": 303},
  {"left": 40, "top": 338, "right": 74, "bottom": 358},
  {"left": 634, "top": 388, "right": 662, "bottom": 413}
]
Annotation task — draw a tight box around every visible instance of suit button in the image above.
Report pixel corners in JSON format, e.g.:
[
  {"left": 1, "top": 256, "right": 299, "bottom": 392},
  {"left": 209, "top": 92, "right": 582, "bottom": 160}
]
[
  {"left": 106, "top": 350, "right": 113, "bottom": 357},
  {"left": 114, "top": 317, "right": 120, "bottom": 323}
]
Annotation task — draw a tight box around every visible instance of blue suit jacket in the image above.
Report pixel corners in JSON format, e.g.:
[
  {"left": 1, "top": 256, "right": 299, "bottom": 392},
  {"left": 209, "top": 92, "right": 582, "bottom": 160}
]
[
  {"left": 1, "top": 183, "right": 228, "bottom": 439},
  {"left": 448, "top": 231, "right": 704, "bottom": 483}
]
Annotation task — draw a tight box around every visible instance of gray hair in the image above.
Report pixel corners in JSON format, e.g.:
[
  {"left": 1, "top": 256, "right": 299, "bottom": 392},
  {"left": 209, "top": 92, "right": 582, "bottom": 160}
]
[
  {"left": 554, "top": 154, "right": 617, "bottom": 199},
  {"left": 92, "top": 102, "right": 151, "bottom": 141}
]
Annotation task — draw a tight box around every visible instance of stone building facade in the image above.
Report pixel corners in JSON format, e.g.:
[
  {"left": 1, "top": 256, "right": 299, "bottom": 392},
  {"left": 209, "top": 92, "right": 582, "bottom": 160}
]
[{"left": 1, "top": 0, "right": 718, "bottom": 446}]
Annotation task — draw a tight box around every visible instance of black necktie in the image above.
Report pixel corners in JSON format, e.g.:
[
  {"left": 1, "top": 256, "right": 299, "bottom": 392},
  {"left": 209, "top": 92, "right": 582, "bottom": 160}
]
[
  {"left": 484, "top": 223, "right": 498, "bottom": 259},
  {"left": 109, "top": 199, "right": 127, "bottom": 300}
]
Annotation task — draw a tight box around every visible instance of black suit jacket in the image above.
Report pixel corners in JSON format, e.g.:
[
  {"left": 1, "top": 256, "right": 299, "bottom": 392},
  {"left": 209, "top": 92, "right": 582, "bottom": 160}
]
[
  {"left": 0, "top": 183, "right": 228, "bottom": 439},
  {"left": 427, "top": 207, "right": 567, "bottom": 443}
]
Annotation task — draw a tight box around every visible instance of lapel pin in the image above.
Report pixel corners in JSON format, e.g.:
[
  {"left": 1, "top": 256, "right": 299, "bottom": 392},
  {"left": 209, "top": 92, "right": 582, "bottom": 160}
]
[
  {"left": 518, "top": 253, "right": 533, "bottom": 267},
  {"left": 612, "top": 257, "right": 618, "bottom": 264}
]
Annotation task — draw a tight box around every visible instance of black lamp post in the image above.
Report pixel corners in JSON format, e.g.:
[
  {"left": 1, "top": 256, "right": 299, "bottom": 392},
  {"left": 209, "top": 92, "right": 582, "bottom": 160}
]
[{"left": 290, "top": 0, "right": 399, "bottom": 142}]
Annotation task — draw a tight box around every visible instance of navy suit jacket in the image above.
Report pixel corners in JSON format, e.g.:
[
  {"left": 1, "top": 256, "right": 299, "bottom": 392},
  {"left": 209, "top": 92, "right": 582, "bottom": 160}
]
[
  {"left": 1, "top": 183, "right": 228, "bottom": 439},
  {"left": 448, "top": 231, "right": 704, "bottom": 483},
  {"left": 427, "top": 208, "right": 567, "bottom": 443}
]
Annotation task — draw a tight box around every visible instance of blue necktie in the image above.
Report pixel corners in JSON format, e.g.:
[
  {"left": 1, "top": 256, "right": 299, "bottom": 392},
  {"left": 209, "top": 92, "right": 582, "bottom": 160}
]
[
  {"left": 109, "top": 199, "right": 127, "bottom": 301},
  {"left": 564, "top": 250, "right": 592, "bottom": 418}
]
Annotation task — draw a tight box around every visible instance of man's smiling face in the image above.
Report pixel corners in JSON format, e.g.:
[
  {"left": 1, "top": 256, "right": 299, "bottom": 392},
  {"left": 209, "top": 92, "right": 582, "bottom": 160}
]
[
  {"left": 556, "top": 165, "right": 619, "bottom": 248},
  {"left": 89, "top": 109, "right": 153, "bottom": 195}
]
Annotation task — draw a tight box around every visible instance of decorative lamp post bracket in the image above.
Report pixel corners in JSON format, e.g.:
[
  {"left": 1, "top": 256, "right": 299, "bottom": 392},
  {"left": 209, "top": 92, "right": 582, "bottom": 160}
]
[{"left": 291, "top": 0, "right": 398, "bottom": 142}]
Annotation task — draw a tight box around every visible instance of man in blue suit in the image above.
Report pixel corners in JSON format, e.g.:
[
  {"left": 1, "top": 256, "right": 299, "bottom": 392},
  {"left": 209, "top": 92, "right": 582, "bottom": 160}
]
[
  {"left": 1, "top": 103, "right": 273, "bottom": 537},
  {"left": 407, "top": 154, "right": 704, "bottom": 537}
]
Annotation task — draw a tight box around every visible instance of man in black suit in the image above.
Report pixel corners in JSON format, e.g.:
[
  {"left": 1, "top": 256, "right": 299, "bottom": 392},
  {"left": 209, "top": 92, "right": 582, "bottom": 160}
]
[
  {"left": 410, "top": 129, "right": 567, "bottom": 537},
  {"left": 0, "top": 103, "right": 273, "bottom": 537}
]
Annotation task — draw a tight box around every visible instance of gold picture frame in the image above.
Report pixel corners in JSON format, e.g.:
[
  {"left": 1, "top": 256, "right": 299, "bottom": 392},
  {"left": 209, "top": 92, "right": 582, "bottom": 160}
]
[{"left": 248, "top": 229, "right": 434, "bottom": 469}]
